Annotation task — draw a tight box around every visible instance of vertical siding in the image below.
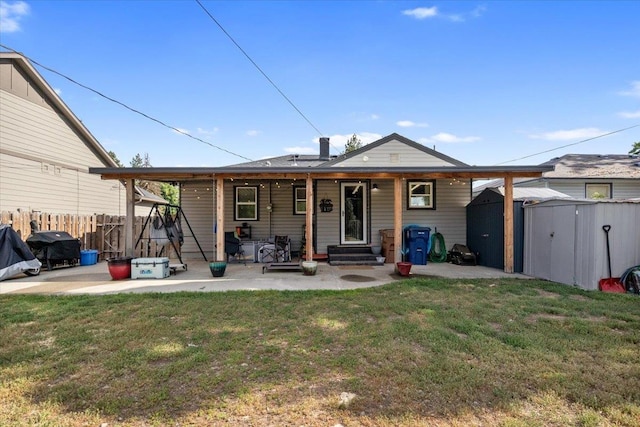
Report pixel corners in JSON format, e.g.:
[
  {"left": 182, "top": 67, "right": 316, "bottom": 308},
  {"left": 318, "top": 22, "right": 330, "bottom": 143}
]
[
  {"left": 0, "top": 88, "right": 125, "bottom": 215},
  {"left": 333, "top": 140, "right": 457, "bottom": 167}
]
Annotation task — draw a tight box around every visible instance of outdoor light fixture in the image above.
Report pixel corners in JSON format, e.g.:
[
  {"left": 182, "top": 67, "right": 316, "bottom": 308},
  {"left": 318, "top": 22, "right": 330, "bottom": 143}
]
[{"left": 372, "top": 183, "right": 379, "bottom": 190}]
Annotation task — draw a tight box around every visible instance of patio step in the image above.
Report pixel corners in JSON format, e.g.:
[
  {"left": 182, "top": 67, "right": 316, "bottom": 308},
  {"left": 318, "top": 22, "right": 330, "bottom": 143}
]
[{"left": 328, "top": 252, "right": 383, "bottom": 266}]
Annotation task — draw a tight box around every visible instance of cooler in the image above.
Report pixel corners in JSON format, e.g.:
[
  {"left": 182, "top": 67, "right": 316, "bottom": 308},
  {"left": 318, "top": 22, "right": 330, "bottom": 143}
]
[{"left": 131, "top": 257, "right": 170, "bottom": 279}]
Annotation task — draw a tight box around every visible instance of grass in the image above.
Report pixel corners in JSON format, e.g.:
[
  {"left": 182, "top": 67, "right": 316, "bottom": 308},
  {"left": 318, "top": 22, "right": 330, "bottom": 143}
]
[{"left": 1, "top": 278, "right": 639, "bottom": 426}]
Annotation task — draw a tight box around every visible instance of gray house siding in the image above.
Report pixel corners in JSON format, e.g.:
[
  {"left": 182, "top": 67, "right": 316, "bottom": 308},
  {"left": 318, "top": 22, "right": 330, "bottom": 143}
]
[
  {"left": 0, "top": 56, "right": 128, "bottom": 216},
  {"left": 180, "top": 181, "right": 215, "bottom": 260},
  {"left": 504, "top": 179, "right": 640, "bottom": 200}
]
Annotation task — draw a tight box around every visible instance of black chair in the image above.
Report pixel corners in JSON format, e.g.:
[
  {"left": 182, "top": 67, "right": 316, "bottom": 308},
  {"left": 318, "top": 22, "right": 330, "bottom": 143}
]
[
  {"left": 224, "top": 232, "right": 245, "bottom": 264},
  {"left": 274, "top": 235, "right": 291, "bottom": 262}
]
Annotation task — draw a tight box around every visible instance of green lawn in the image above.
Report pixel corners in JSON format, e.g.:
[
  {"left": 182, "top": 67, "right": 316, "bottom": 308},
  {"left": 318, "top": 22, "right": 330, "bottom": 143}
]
[{"left": 1, "top": 278, "right": 639, "bottom": 426}]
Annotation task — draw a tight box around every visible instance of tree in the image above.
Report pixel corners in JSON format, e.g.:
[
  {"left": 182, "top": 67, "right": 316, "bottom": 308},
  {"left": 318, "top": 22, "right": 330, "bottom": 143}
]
[
  {"left": 344, "top": 133, "right": 362, "bottom": 154},
  {"left": 130, "top": 153, "right": 160, "bottom": 196},
  {"left": 160, "top": 182, "right": 180, "bottom": 206},
  {"left": 108, "top": 150, "right": 123, "bottom": 167},
  {"left": 630, "top": 141, "right": 640, "bottom": 155}
]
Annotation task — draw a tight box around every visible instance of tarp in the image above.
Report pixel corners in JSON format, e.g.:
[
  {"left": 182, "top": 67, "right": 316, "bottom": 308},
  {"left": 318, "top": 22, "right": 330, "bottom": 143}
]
[{"left": 0, "top": 225, "right": 41, "bottom": 281}]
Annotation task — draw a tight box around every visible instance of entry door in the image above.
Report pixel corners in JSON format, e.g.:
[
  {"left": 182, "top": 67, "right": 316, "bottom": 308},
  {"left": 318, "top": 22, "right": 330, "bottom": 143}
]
[{"left": 341, "top": 182, "right": 367, "bottom": 244}]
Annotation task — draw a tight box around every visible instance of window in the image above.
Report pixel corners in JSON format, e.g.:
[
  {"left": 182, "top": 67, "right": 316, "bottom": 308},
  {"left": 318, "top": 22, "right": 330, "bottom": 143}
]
[
  {"left": 586, "top": 183, "right": 611, "bottom": 199},
  {"left": 294, "top": 187, "right": 306, "bottom": 214},
  {"left": 235, "top": 186, "right": 258, "bottom": 220},
  {"left": 407, "top": 180, "right": 435, "bottom": 209}
]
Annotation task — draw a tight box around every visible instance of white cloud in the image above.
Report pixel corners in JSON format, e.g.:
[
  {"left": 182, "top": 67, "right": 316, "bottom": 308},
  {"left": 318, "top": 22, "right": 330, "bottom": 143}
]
[
  {"left": 326, "top": 132, "right": 383, "bottom": 148},
  {"left": 402, "top": 7, "right": 438, "bottom": 20},
  {"left": 197, "top": 127, "right": 218, "bottom": 135},
  {"left": 403, "top": 4, "right": 486, "bottom": 23},
  {"left": 397, "top": 120, "right": 429, "bottom": 128},
  {"left": 172, "top": 127, "right": 190, "bottom": 135},
  {"left": 528, "top": 127, "right": 604, "bottom": 141},
  {"left": 618, "top": 110, "right": 640, "bottom": 119},
  {"left": 620, "top": 81, "right": 640, "bottom": 98},
  {"left": 54, "top": 88, "right": 62, "bottom": 95},
  {"left": 424, "top": 132, "right": 481, "bottom": 143},
  {"left": 0, "top": 1, "right": 29, "bottom": 33},
  {"left": 370, "top": 114, "right": 380, "bottom": 120},
  {"left": 246, "top": 130, "right": 260, "bottom": 137}
]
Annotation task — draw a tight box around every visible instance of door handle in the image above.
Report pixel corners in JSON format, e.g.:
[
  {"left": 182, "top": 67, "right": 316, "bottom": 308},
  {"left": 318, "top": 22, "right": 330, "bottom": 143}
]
[{"left": 481, "top": 234, "right": 489, "bottom": 238}]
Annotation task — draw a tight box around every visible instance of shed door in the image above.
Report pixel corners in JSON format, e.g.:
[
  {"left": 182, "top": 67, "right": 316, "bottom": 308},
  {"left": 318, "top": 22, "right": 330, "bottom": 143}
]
[{"left": 467, "top": 202, "right": 504, "bottom": 269}]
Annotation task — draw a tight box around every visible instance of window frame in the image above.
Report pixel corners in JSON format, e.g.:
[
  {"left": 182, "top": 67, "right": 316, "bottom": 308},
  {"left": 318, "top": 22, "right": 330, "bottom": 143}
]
[
  {"left": 406, "top": 180, "right": 436, "bottom": 210},
  {"left": 234, "top": 186, "right": 259, "bottom": 221},
  {"left": 293, "top": 186, "right": 306, "bottom": 215},
  {"left": 585, "top": 183, "right": 612, "bottom": 199}
]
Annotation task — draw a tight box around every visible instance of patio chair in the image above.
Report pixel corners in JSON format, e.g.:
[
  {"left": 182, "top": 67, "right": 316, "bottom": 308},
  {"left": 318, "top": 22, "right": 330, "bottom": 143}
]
[
  {"left": 259, "top": 235, "right": 290, "bottom": 263},
  {"left": 224, "top": 231, "right": 245, "bottom": 264}
]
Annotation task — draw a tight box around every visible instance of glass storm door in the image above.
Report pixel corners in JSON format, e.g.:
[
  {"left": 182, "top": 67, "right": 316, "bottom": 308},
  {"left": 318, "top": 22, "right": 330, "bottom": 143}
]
[{"left": 341, "top": 182, "right": 367, "bottom": 244}]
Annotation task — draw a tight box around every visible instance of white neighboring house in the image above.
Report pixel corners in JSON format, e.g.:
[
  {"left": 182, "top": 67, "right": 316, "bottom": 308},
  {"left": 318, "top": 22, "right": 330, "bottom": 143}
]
[
  {"left": 0, "top": 52, "right": 163, "bottom": 216},
  {"left": 473, "top": 154, "right": 640, "bottom": 200}
]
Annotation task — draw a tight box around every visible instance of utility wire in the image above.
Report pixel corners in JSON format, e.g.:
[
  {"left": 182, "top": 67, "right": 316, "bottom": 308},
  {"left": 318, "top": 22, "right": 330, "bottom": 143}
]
[
  {"left": 496, "top": 124, "right": 640, "bottom": 165},
  {"left": 194, "top": 0, "right": 338, "bottom": 151},
  {"left": 0, "top": 44, "right": 254, "bottom": 162}
]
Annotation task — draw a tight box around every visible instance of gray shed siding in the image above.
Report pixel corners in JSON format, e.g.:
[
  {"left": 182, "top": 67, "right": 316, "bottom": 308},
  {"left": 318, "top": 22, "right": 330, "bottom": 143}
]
[{"left": 524, "top": 200, "right": 640, "bottom": 290}]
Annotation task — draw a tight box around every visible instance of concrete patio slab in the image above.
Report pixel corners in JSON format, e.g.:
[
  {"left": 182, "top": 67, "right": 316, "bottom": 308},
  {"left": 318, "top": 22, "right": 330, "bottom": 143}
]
[{"left": 0, "top": 260, "right": 532, "bottom": 295}]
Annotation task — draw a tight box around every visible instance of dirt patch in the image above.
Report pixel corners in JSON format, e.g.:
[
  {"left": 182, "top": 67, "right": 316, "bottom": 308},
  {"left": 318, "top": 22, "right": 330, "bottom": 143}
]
[
  {"left": 536, "top": 289, "right": 561, "bottom": 298},
  {"left": 340, "top": 274, "right": 377, "bottom": 283},
  {"left": 526, "top": 313, "right": 568, "bottom": 322}
]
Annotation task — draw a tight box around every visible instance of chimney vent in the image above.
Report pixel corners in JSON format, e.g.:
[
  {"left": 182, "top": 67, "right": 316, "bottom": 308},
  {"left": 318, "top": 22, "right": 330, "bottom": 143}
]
[{"left": 319, "top": 137, "right": 330, "bottom": 160}]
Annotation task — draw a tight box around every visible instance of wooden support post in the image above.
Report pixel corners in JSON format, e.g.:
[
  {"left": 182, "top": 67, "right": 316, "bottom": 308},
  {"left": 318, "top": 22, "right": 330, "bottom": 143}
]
[
  {"left": 125, "top": 179, "right": 135, "bottom": 257},
  {"left": 504, "top": 176, "right": 514, "bottom": 273},
  {"left": 394, "top": 177, "right": 403, "bottom": 265},
  {"left": 305, "top": 175, "right": 314, "bottom": 261},
  {"left": 216, "top": 178, "right": 225, "bottom": 261}
]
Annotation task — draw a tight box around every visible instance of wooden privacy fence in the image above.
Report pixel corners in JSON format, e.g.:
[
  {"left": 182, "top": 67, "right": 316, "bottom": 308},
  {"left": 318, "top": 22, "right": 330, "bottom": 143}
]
[{"left": 1, "top": 211, "right": 170, "bottom": 261}]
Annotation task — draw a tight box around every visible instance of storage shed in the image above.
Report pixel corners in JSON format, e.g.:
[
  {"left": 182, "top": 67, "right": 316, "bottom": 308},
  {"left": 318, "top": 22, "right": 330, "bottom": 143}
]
[
  {"left": 467, "top": 187, "right": 570, "bottom": 272},
  {"left": 523, "top": 199, "right": 640, "bottom": 290}
]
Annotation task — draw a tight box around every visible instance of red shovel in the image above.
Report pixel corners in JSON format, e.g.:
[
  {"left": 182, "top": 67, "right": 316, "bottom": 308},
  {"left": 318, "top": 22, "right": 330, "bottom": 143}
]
[{"left": 598, "top": 225, "right": 625, "bottom": 293}]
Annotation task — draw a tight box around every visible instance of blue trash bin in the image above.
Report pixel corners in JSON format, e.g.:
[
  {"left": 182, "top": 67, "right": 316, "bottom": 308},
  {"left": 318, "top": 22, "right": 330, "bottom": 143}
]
[{"left": 403, "top": 226, "right": 431, "bottom": 265}]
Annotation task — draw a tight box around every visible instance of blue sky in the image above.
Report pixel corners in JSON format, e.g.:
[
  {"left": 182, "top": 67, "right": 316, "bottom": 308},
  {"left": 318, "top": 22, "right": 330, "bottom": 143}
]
[{"left": 1, "top": 0, "right": 639, "bottom": 168}]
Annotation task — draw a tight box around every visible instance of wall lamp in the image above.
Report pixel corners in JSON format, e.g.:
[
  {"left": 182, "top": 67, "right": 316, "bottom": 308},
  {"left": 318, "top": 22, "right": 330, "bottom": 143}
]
[{"left": 372, "top": 183, "right": 379, "bottom": 191}]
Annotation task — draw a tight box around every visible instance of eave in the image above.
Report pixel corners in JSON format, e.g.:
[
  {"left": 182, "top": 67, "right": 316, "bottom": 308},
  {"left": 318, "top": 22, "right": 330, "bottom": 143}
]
[{"left": 90, "top": 165, "right": 554, "bottom": 182}]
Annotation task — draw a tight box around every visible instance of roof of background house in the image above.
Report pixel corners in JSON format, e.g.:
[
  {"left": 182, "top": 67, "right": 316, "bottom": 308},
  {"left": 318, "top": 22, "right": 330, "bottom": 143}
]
[
  {"left": 493, "top": 187, "right": 571, "bottom": 200},
  {"left": 223, "top": 154, "right": 329, "bottom": 168},
  {"left": 474, "top": 153, "right": 640, "bottom": 192}
]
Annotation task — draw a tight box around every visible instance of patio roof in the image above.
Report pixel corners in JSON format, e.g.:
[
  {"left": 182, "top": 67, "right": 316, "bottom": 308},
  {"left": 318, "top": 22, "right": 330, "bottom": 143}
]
[{"left": 89, "top": 165, "right": 554, "bottom": 182}]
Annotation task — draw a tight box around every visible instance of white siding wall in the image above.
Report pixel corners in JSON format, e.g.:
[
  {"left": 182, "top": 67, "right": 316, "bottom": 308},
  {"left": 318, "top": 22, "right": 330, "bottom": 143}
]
[
  {"left": 334, "top": 140, "right": 457, "bottom": 167},
  {"left": 180, "top": 181, "right": 215, "bottom": 260},
  {"left": 1, "top": 79, "right": 125, "bottom": 215},
  {"left": 517, "top": 179, "right": 640, "bottom": 200}
]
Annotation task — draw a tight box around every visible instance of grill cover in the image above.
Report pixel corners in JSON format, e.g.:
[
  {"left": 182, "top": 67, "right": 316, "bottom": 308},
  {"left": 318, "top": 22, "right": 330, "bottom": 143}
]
[{"left": 26, "top": 231, "right": 81, "bottom": 265}]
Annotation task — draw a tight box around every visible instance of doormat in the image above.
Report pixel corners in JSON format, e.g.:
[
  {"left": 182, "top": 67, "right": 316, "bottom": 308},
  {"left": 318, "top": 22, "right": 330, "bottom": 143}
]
[{"left": 338, "top": 265, "right": 374, "bottom": 270}]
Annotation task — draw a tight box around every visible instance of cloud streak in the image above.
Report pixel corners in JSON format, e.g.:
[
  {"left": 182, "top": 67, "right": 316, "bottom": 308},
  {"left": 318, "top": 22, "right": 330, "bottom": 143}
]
[
  {"left": 402, "top": 4, "right": 486, "bottom": 22},
  {"left": 620, "top": 81, "right": 640, "bottom": 98},
  {"left": 528, "top": 127, "right": 604, "bottom": 141},
  {"left": 618, "top": 110, "right": 640, "bottom": 119},
  {"left": 0, "top": 1, "right": 29, "bottom": 33},
  {"left": 425, "top": 132, "right": 481, "bottom": 143},
  {"left": 397, "top": 120, "right": 429, "bottom": 128}
]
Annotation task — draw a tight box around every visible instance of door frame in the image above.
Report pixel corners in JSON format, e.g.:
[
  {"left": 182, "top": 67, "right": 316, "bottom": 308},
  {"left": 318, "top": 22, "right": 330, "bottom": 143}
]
[{"left": 340, "top": 181, "right": 368, "bottom": 245}]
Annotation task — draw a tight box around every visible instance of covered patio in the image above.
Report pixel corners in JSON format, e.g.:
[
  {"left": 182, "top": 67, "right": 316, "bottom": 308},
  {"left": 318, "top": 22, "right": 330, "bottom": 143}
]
[{"left": 0, "top": 259, "right": 532, "bottom": 295}]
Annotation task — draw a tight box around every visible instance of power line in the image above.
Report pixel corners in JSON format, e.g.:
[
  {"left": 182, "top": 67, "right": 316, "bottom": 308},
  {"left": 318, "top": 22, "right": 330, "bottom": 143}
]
[
  {"left": 496, "top": 124, "right": 640, "bottom": 165},
  {"left": 194, "top": 0, "right": 339, "bottom": 152},
  {"left": 0, "top": 44, "right": 254, "bottom": 162}
]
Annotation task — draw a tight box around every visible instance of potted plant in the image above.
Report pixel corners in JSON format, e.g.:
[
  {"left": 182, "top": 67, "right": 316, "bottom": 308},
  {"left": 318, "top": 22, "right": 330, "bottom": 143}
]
[
  {"left": 209, "top": 261, "right": 227, "bottom": 277},
  {"left": 396, "top": 261, "right": 412, "bottom": 277},
  {"left": 107, "top": 257, "right": 133, "bottom": 280},
  {"left": 301, "top": 260, "right": 318, "bottom": 276}
]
